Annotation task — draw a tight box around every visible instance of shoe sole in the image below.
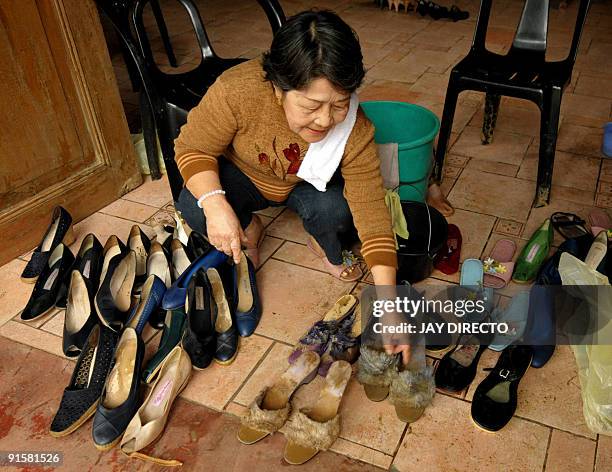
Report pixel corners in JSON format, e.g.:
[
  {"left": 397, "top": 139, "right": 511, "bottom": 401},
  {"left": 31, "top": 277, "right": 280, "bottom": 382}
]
[
  {"left": 21, "top": 276, "right": 38, "bottom": 284},
  {"left": 94, "top": 433, "right": 123, "bottom": 451},
  {"left": 49, "top": 400, "right": 99, "bottom": 438}
]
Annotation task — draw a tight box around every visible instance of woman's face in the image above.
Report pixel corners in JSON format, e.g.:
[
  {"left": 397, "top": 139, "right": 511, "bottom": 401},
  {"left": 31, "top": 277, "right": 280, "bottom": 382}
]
[{"left": 277, "top": 78, "right": 351, "bottom": 143}]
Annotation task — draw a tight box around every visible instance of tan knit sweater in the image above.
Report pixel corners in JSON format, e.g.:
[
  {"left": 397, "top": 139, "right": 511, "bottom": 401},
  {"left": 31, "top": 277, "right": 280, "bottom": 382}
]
[{"left": 174, "top": 59, "right": 397, "bottom": 269}]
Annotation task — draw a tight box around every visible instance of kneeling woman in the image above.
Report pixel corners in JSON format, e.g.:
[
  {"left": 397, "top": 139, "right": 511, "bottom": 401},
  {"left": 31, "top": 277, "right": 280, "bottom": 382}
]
[{"left": 175, "top": 11, "right": 397, "bottom": 297}]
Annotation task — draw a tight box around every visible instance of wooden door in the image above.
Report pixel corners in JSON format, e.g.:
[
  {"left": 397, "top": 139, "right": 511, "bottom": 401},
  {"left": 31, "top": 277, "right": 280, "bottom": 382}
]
[{"left": 0, "top": 0, "right": 141, "bottom": 265}]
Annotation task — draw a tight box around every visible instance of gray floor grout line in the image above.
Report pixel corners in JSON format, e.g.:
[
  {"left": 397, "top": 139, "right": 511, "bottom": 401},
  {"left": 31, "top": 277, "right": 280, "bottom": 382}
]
[
  {"left": 223, "top": 341, "right": 276, "bottom": 411},
  {"left": 593, "top": 434, "right": 599, "bottom": 472},
  {"left": 541, "top": 427, "right": 553, "bottom": 472}
]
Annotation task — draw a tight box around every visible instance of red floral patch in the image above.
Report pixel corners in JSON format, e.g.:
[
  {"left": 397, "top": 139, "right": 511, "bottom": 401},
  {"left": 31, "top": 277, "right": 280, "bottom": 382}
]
[
  {"left": 258, "top": 153, "right": 269, "bottom": 164},
  {"left": 283, "top": 143, "right": 302, "bottom": 174}
]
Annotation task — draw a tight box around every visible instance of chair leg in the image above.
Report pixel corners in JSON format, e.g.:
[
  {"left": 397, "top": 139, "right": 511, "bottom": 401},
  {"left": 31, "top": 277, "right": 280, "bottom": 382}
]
[
  {"left": 139, "top": 91, "right": 162, "bottom": 180},
  {"left": 433, "top": 83, "right": 460, "bottom": 183},
  {"left": 534, "top": 87, "right": 562, "bottom": 207},
  {"left": 151, "top": 0, "right": 178, "bottom": 68},
  {"left": 482, "top": 93, "right": 501, "bottom": 145}
]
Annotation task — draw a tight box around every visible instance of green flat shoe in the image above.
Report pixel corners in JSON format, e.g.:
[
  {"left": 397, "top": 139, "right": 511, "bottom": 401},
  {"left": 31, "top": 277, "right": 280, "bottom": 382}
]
[
  {"left": 512, "top": 219, "right": 553, "bottom": 284},
  {"left": 142, "top": 308, "right": 187, "bottom": 383}
]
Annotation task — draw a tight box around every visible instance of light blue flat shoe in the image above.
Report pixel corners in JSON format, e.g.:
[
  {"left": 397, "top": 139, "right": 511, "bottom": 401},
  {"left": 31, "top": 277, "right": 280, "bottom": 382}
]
[{"left": 489, "top": 291, "right": 530, "bottom": 351}]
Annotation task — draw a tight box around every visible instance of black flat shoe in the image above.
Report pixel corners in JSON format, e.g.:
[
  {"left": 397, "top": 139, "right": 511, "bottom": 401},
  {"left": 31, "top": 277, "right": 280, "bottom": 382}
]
[
  {"left": 21, "top": 244, "right": 74, "bottom": 321},
  {"left": 56, "top": 233, "right": 103, "bottom": 309},
  {"left": 50, "top": 325, "right": 118, "bottom": 437},
  {"left": 21, "top": 206, "right": 74, "bottom": 283},
  {"left": 92, "top": 327, "right": 144, "bottom": 450},
  {"left": 146, "top": 241, "right": 172, "bottom": 328},
  {"left": 471, "top": 345, "right": 533, "bottom": 432},
  {"left": 435, "top": 334, "right": 489, "bottom": 393},
  {"left": 187, "top": 231, "right": 211, "bottom": 259},
  {"left": 95, "top": 251, "right": 136, "bottom": 331},
  {"left": 207, "top": 268, "right": 238, "bottom": 364},
  {"left": 63, "top": 271, "right": 98, "bottom": 357},
  {"left": 233, "top": 253, "right": 261, "bottom": 337},
  {"left": 182, "top": 269, "right": 216, "bottom": 370},
  {"left": 128, "top": 225, "right": 151, "bottom": 288}
]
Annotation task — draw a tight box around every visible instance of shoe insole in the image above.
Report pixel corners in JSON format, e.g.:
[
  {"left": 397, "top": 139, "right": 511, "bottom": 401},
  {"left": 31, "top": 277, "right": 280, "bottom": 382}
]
[
  {"left": 140, "top": 355, "right": 180, "bottom": 424},
  {"left": 110, "top": 252, "right": 135, "bottom": 312},
  {"left": 104, "top": 331, "right": 137, "bottom": 409},
  {"left": 100, "top": 239, "right": 122, "bottom": 289},
  {"left": 66, "top": 271, "right": 90, "bottom": 334},
  {"left": 147, "top": 247, "right": 171, "bottom": 287},
  {"left": 262, "top": 351, "right": 320, "bottom": 411},
  {"left": 207, "top": 269, "right": 232, "bottom": 333},
  {"left": 41, "top": 217, "right": 60, "bottom": 252},
  {"left": 485, "top": 381, "right": 511, "bottom": 403},
  {"left": 322, "top": 294, "right": 356, "bottom": 322},
  {"left": 450, "top": 343, "right": 479, "bottom": 367},
  {"left": 350, "top": 303, "right": 362, "bottom": 338},
  {"left": 129, "top": 229, "right": 148, "bottom": 277},
  {"left": 172, "top": 240, "right": 191, "bottom": 279},
  {"left": 236, "top": 256, "right": 253, "bottom": 313},
  {"left": 79, "top": 236, "right": 94, "bottom": 257}
]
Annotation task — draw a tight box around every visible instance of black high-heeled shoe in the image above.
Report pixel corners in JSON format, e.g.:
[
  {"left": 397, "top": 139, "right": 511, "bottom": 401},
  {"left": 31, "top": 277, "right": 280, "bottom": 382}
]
[
  {"left": 21, "top": 206, "right": 74, "bottom": 283},
  {"left": 63, "top": 271, "right": 98, "bottom": 357},
  {"left": 182, "top": 269, "right": 217, "bottom": 369},
  {"left": 471, "top": 345, "right": 533, "bottom": 431},
  {"left": 21, "top": 244, "right": 74, "bottom": 321},
  {"left": 56, "top": 233, "right": 103, "bottom": 309},
  {"left": 95, "top": 251, "right": 136, "bottom": 331},
  {"left": 207, "top": 268, "right": 238, "bottom": 364},
  {"left": 187, "top": 231, "right": 212, "bottom": 259}
]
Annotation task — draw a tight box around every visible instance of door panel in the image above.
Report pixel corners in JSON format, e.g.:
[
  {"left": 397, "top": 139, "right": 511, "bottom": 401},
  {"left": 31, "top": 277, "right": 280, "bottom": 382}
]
[{"left": 0, "top": 0, "right": 142, "bottom": 265}]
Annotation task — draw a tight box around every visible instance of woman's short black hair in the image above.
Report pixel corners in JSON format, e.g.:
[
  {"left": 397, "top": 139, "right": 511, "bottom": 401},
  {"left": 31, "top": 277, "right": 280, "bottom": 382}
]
[{"left": 262, "top": 10, "right": 365, "bottom": 93}]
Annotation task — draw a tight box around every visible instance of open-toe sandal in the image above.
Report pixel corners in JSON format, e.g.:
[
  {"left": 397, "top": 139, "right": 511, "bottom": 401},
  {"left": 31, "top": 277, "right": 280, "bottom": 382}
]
[
  {"left": 283, "top": 360, "right": 352, "bottom": 465},
  {"left": 551, "top": 212, "right": 589, "bottom": 240},
  {"left": 238, "top": 351, "right": 320, "bottom": 445}
]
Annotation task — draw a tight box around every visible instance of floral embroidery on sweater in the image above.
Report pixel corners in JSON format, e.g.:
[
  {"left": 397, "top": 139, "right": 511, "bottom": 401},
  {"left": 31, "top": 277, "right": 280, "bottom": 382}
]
[{"left": 258, "top": 139, "right": 303, "bottom": 180}]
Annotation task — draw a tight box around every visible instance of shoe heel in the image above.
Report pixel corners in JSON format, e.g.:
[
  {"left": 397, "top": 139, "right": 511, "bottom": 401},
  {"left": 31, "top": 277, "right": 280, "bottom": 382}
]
[{"left": 63, "top": 224, "right": 76, "bottom": 246}]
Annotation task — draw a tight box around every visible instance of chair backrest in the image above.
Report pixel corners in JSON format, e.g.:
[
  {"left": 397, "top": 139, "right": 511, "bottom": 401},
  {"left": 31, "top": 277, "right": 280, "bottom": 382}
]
[{"left": 470, "top": 0, "right": 591, "bottom": 63}]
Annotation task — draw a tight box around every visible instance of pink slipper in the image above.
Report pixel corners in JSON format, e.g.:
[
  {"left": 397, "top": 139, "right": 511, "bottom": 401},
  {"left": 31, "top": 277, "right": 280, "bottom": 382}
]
[
  {"left": 589, "top": 209, "right": 612, "bottom": 240},
  {"left": 483, "top": 239, "right": 516, "bottom": 288}
]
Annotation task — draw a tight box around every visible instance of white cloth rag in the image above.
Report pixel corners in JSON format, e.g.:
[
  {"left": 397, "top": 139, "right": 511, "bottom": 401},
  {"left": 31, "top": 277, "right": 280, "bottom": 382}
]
[{"left": 297, "top": 93, "right": 360, "bottom": 192}]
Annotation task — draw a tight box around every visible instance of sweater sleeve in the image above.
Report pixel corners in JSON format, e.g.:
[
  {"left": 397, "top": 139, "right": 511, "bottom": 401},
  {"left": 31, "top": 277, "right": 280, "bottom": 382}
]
[
  {"left": 173, "top": 77, "right": 238, "bottom": 184},
  {"left": 341, "top": 110, "right": 398, "bottom": 270}
]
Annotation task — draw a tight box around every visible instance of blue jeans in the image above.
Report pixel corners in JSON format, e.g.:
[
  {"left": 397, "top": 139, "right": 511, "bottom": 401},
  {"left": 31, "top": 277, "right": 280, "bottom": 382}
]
[{"left": 175, "top": 158, "right": 357, "bottom": 265}]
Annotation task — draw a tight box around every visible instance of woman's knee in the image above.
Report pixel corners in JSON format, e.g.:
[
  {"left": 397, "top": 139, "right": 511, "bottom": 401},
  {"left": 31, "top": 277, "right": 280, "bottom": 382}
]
[{"left": 303, "top": 195, "right": 352, "bottom": 232}]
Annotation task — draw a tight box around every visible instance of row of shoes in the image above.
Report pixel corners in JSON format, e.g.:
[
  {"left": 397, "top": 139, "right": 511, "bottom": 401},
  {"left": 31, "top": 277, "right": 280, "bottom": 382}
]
[{"left": 19, "top": 206, "right": 262, "bottom": 465}]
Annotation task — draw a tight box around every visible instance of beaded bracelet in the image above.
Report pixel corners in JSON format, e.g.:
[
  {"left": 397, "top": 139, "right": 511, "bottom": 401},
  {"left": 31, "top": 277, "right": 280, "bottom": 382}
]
[{"left": 196, "top": 189, "right": 226, "bottom": 208}]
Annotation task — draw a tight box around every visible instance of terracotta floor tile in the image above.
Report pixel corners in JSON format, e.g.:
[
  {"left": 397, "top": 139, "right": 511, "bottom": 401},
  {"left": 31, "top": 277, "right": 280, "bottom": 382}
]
[
  {"left": 494, "top": 219, "right": 525, "bottom": 237},
  {"left": 557, "top": 123, "right": 604, "bottom": 158},
  {"left": 560, "top": 93, "right": 611, "bottom": 128},
  {"left": 40, "top": 309, "right": 64, "bottom": 336},
  {"left": 444, "top": 209, "right": 497, "bottom": 262},
  {"left": 256, "top": 235, "right": 284, "bottom": 268},
  {"left": 596, "top": 435, "right": 612, "bottom": 472},
  {"left": 367, "top": 59, "right": 428, "bottom": 84},
  {"left": 466, "top": 346, "right": 596, "bottom": 439},
  {"left": 545, "top": 429, "right": 596, "bottom": 472},
  {"left": 271, "top": 241, "right": 328, "bottom": 272},
  {"left": 574, "top": 74, "right": 612, "bottom": 99},
  {"left": 599, "top": 181, "right": 612, "bottom": 195},
  {"left": 233, "top": 342, "right": 293, "bottom": 407},
  {"left": 180, "top": 334, "right": 272, "bottom": 411},
  {"left": 550, "top": 185, "right": 597, "bottom": 206},
  {"left": 439, "top": 176, "right": 457, "bottom": 197},
  {"left": 144, "top": 209, "right": 176, "bottom": 228},
  {"left": 73, "top": 212, "right": 155, "bottom": 248},
  {"left": 445, "top": 154, "right": 469, "bottom": 168},
  {"left": 265, "top": 209, "right": 309, "bottom": 244},
  {"left": 409, "top": 72, "right": 451, "bottom": 98},
  {"left": 392, "top": 394, "right": 549, "bottom": 472},
  {"left": 469, "top": 104, "right": 542, "bottom": 137},
  {"left": 359, "top": 80, "right": 421, "bottom": 103},
  {"left": 449, "top": 170, "right": 534, "bottom": 221},
  {"left": 329, "top": 438, "right": 394, "bottom": 470},
  {"left": 450, "top": 126, "right": 532, "bottom": 166},
  {"left": 601, "top": 160, "right": 612, "bottom": 183},
  {"left": 0, "top": 259, "right": 31, "bottom": 326},
  {"left": 255, "top": 259, "right": 355, "bottom": 344},
  {"left": 0, "top": 320, "right": 64, "bottom": 358},
  {"left": 596, "top": 193, "right": 612, "bottom": 209},
  {"left": 399, "top": 49, "right": 463, "bottom": 74},
  {"left": 466, "top": 158, "right": 519, "bottom": 177},
  {"left": 443, "top": 165, "right": 463, "bottom": 179},
  {"left": 121, "top": 174, "right": 173, "bottom": 208},
  {"left": 517, "top": 150, "right": 600, "bottom": 192},
  {"left": 98, "top": 199, "right": 158, "bottom": 223}
]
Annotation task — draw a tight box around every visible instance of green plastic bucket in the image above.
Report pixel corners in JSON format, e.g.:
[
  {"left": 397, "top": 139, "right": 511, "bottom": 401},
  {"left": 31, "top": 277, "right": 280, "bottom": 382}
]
[{"left": 361, "top": 101, "right": 440, "bottom": 202}]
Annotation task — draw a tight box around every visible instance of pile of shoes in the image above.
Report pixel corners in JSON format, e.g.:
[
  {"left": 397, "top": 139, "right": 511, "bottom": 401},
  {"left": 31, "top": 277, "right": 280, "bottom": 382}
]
[{"left": 19, "top": 206, "right": 262, "bottom": 465}]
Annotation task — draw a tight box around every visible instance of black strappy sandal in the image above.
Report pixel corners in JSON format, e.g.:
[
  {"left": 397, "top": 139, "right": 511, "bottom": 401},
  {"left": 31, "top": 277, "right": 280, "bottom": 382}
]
[{"left": 550, "top": 212, "right": 591, "bottom": 240}]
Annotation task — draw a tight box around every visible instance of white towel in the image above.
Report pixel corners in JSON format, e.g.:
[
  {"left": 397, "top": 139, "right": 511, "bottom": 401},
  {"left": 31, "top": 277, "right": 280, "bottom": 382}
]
[{"left": 297, "top": 93, "right": 360, "bottom": 192}]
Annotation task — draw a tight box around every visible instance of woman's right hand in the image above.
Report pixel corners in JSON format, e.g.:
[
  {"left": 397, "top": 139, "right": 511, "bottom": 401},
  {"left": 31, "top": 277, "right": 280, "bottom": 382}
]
[{"left": 202, "top": 196, "right": 248, "bottom": 264}]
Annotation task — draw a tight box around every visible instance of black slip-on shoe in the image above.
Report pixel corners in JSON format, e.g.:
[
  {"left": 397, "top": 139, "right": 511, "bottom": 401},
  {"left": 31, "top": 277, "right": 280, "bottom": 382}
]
[
  {"left": 92, "top": 327, "right": 144, "bottom": 450},
  {"left": 50, "top": 325, "right": 118, "bottom": 436},
  {"left": 21, "top": 244, "right": 74, "bottom": 321},
  {"left": 471, "top": 345, "right": 533, "bottom": 432},
  {"left": 21, "top": 206, "right": 74, "bottom": 283}
]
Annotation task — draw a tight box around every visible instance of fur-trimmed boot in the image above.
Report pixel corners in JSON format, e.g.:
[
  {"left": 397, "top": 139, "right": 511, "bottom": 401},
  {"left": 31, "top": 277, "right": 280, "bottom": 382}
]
[
  {"left": 388, "top": 364, "right": 435, "bottom": 423},
  {"left": 357, "top": 345, "right": 398, "bottom": 402}
]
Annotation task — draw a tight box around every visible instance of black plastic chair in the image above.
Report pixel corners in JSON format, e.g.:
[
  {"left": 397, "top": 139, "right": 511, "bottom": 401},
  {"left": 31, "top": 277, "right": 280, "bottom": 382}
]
[
  {"left": 130, "top": 0, "right": 285, "bottom": 202},
  {"left": 433, "top": 0, "right": 591, "bottom": 207}
]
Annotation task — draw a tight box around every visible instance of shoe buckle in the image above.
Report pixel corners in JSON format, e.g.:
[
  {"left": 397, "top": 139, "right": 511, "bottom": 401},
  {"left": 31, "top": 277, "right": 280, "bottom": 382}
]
[{"left": 499, "top": 369, "right": 510, "bottom": 379}]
